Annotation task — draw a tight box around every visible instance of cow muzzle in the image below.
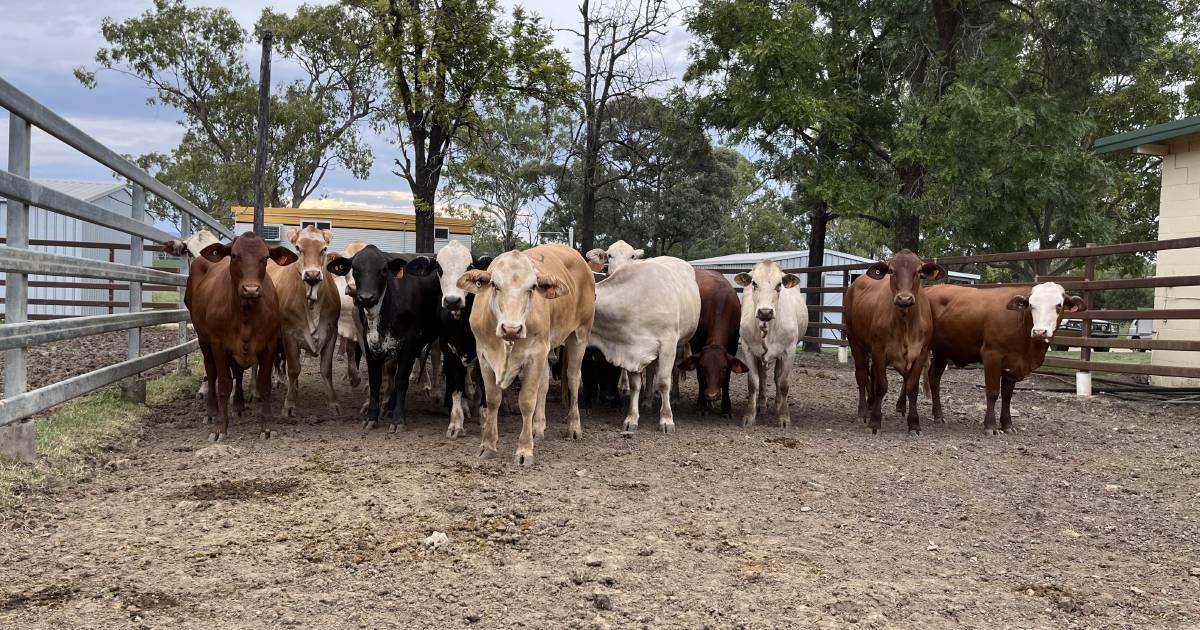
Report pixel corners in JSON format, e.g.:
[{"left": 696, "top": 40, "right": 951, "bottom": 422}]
[
  {"left": 498, "top": 322, "right": 525, "bottom": 341},
  {"left": 303, "top": 269, "right": 322, "bottom": 285},
  {"left": 355, "top": 293, "right": 378, "bottom": 309},
  {"left": 239, "top": 283, "right": 262, "bottom": 299},
  {"left": 1030, "top": 328, "right": 1052, "bottom": 341},
  {"left": 443, "top": 295, "right": 464, "bottom": 315},
  {"left": 704, "top": 390, "right": 721, "bottom": 402},
  {"left": 756, "top": 308, "right": 775, "bottom": 322},
  {"left": 894, "top": 293, "right": 915, "bottom": 309}
]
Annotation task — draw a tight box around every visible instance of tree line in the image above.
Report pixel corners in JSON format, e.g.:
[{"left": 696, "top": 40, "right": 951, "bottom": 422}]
[{"left": 79, "top": 0, "right": 1199, "bottom": 279}]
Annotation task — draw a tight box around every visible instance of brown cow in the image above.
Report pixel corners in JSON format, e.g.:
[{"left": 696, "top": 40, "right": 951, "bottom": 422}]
[
  {"left": 679, "top": 269, "right": 746, "bottom": 416},
  {"left": 268, "top": 226, "right": 342, "bottom": 417},
  {"left": 844, "top": 250, "right": 946, "bottom": 435},
  {"left": 187, "top": 232, "right": 298, "bottom": 441},
  {"left": 926, "top": 282, "right": 1085, "bottom": 435}
]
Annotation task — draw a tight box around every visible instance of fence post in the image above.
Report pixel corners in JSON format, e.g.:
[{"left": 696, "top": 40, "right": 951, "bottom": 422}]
[
  {"left": 176, "top": 213, "right": 191, "bottom": 374},
  {"left": 1, "top": 112, "right": 35, "bottom": 463},
  {"left": 121, "top": 184, "right": 146, "bottom": 403},
  {"left": 1077, "top": 244, "right": 1097, "bottom": 396},
  {"left": 837, "top": 269, "right": 850, "bottom": 364}
]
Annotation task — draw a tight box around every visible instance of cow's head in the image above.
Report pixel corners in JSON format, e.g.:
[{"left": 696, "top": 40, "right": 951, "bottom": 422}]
[
  {"left": 735, "top": 259, "right": 799, "bottom": 322},
  {"left": 200, "top": 231, "right": 297, "bottom": 301},
  {"left": 586, "top": 240, "right": 643, "bottom": 275},
  {"left": 325, "top": 244, "right": 405, "bottom": 310},
  {"left": 679, "top": 345, "right": 748, "bottom": 402},
  {"left": 457, "top": 249, "right": 567, "bottom": 341},
  {"left": 863, "top": 249, "right": 946, "bottom": 310},
  {"left": 161, "top": 229, "right": 220, "bottom": 259},
  {"left": 288, "top": 226, "right": 333, "bottom": 301},
  {"left": 1006, "top": 282, "right": 1086, "bottom": 341},
  {"left": 405, "top": 240, "right": 493, "bottom": 318}
]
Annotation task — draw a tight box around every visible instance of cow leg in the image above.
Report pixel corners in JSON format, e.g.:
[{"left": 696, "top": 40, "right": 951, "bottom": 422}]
[
  {"left": 255, "top": 345, "right": 277, "bottom": 438},
  {"left": 342, "top": 337, "right": 362, "bottom": 388},
  {"left": 202, "top": 347, "right": 218, "bottom": 422},
  {"left": 232, "top": 368, "right": 247, "bottom": 418},
  {"left": 428, "top": 344, "right": 442, "bottom": 401},
  {"left": 774, "top": 356, "right": 792, "bottom": 428},
  {"left": 851, "top": 345, "right": 870, "bottom": 422},
  {"left": 210, "top": 355, "right": 233, "bottom": 442},
  {"left": 533, "top": 361, "right": 550, "bottom": 440},
  {"left": 655, "top": 345, "right": 679, "bottom": 434},
  {"left": 373, "top": 358, "right": 397, "bottom": 418},
  {"left": 362, "top": 353, "right": 383, "bottom": 430},
  {"left": 1000, "top": 376, "right": 1017, "bottom": 434},
  {"left": 623, "top": 369, "right": 643, "bottom": 432},
  {"left": 562, "top": 332, "right": 586, "bottom": 440},
  {"left": 982, "top": 357, "right": 1002, "bottom": 436},
  {"left": 478, "top": 360, "right": 501, "bottom": 459},
  {"left": 929, "top": 354, "right": 949, "bottom": 423},
  {"left": 720, "top": 364, "right": 733, "bottom": 418},
  {"left": 443, "top": 345, "right": 468, "bottom": 438},
  {"left": 514, "top": 357, "right": 545, "bottom": 467},
  {"left": 281, "top": 336, "right": 301, "bottom": 418},
  {"left": 387, "top": 346, "right": 420, "bottom": 433},
  {"left": 895, "top": 387, "right": 907, "bottom": 417},
  {"left": 741, "top": 354, "right": 762, "bottom": 428},
  {"left": 320, "top": 331, "right": 340, "bottom": 416},
  {"left": 868, "top": 347, "right": 888, "bottom": 434},
  {"left": 903, "top": 361, "right": 924, "bottom": 436}
]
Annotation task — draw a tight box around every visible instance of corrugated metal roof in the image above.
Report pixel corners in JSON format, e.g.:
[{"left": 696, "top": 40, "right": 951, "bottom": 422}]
[
  {"left": 0, "top": 179, "right": 128, "bottom": 205},
  {"left": 689, "top": 248, "right": 980, "bottom": 280},
  {"left": 1093, "top": 115, "right": 1200, "bottom": 154}
]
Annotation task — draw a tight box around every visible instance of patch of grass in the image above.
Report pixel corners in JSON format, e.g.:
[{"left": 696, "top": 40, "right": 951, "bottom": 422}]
[
  {"left": 0, "top": 357, "right": 202, "bottom": 509},
  {"left": 152, "top": 291, "right": 181, "bottom": 304},
  {"left": 1047, "top": 350, "right": 1152, "bottom": 365}
]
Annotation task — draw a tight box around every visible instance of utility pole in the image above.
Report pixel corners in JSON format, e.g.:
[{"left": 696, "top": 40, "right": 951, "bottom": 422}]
[{"left": 253, "top": 31, "right": 273, "bottom": 235}]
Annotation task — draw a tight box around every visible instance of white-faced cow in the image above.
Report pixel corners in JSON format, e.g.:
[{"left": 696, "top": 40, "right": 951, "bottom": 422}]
[
  {"left": 331, "top": 240, "right": 369, "bottom": 387},
  {"left": 457, "top": 245, "right": 595, "bottom": 466},
  {"left": 925, "top": 282, "right": 1085, "bottom": 434},
  {"left": 735, "top": 260, "right": 807, "bottom": 428}
]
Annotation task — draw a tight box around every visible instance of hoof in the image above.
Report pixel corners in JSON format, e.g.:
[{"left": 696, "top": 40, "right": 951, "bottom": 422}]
[
  {"left": 622, "top": 420, "right": 638, "bottom": 432},
  {"left": 328, "top": 403, "right": 342, "bottom": 416},
  {"left": 1002, "top": 426, "right": 1017, "bottom": 434},
  {"left": 566, "top": 428, "right": 582, "bottom": 440},
  {"left": 870, "top": 427, "right": 879, "bottom": 435},
  {"left": 283, "top": 406, "right": 295, "bottom": 418},
  {"left": 478, "top": 448, "right": 497, "bottom": 460},
  {"left": 207, "top": 432, "right": 225, "bottom": 442},
  {"left": 260, "top": 430, "right": 274, "bottom": 440},
  {"left": 361, "top": 420, "right": 376, "bottom": 430},
  {"left": 660, "top": 422, "right": 675, "bottom": 435},
  {"left": 983, "top": 428, "right": 999, "bottom": 436},
  {"left": 514, "top": 452, "right": 535, "bottom": 467},
  {"left": 933, "top": 415, "right": 947, "bottom": 424},
  {"left": 446, "top": 425, "right": 464, "bottom": 438},
  {"left": 739, "top": 415, "right": 755, "bottom": 429},
  {"left": 778, "top": 417, "right": 791, "bottom": 429},
  {"left": 533, "top": 428, "right": 545, "bottom": 440},
  {"left": 204, "top": 415, "right": 215, "bottom": 424},
  {"left": 389, "top": 422, "right": 406, "bottom": 433},
  {"left": 908, "top": 429, "right": 921, "bottom": 437}
]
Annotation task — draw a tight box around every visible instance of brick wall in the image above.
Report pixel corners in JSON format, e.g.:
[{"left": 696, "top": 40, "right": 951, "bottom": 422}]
[{"left": 1152, "top": 137, "right": 1200, "bottom": 386}]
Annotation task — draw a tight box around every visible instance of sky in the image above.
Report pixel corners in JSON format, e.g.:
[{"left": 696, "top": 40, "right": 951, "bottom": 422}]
[{"left": 0, "top": 0, "right": 694, "bottom": 218}]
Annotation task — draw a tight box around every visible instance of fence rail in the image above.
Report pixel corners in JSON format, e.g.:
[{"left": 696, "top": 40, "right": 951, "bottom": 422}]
[
  {"left": 695, "top": 237, "right": 1200, "bottom": 386},
  {"left": 0, "top": 76, "right": 224, "bottom": 457}
]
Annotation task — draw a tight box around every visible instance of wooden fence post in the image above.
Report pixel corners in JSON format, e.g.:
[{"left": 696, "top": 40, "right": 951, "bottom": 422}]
[{"left": 1, "top": 112, "right": 35, "bottom": 463}]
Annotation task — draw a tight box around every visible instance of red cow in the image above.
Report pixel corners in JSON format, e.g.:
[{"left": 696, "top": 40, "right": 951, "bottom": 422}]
[
  {"left": 844, "top": 250, "right": 946, "bottom": 435},
  {"left": 186, "top": 232, "right": 297, "bottom": 441},
  {"left": 679, "top": 269, "right": 746, "bottom": 416}
]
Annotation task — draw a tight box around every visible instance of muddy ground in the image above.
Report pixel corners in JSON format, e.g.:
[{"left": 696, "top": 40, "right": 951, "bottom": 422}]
[
  {"left": 1, "top": 350, "right": 1199, "bottom": 629},
  {"left": 0, "top": 327, "right": 180, "bottom": 392}
]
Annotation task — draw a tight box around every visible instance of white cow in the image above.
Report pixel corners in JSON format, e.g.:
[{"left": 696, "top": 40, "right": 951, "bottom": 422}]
[
  {"left": 735, "top": 260, "right": 807, "bottom": 428},
  {"left": 586, "top": 239, "right": 643, "bottom": 276},
  {"left": 332, "top": 241, "right": 369, "bottom": 388},
  {"left": 586, "top": 248, "right": 700, "bottom": 434}
]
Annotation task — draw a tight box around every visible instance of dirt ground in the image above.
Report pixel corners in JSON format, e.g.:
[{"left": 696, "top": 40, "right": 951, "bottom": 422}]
[
  {"left": 0, "top": 327, "right": 181, "bottom": 392},
  {"left": 2, "top": 350, "right": 1199, "bottom": 629}
]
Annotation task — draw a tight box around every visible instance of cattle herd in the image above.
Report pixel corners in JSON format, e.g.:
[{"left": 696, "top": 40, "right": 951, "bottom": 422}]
[{"left": 162, "top": 228, "right": 1087, "bottom": 465}]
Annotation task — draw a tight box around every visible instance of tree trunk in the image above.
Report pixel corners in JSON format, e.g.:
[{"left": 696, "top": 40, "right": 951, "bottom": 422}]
[
  {"left": 414, "top": 183, "right": 436, "bottom": 253},
  {"left": 579, "top": 132, "right": 600, "bottom": 252},
  {"left": 802, "top": 199, "right": 830, "bottom": 353},
  {"left": 894, "top": 164, "right": 924, "bottom": 253}
]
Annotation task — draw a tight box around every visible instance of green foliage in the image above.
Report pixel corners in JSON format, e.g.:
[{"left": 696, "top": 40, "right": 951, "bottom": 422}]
[{"left": 77, "top": 0, "right": 379, "bottom": 221}]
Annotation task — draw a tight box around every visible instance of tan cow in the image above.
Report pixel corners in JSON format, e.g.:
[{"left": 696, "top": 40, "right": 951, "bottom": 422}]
[
  {"left": 267, "top": 226, "right": 342, "bottom": 417},
  {"left": 457, "top": 244, "right": 595, "bottom": 466},
  {"left": 332, "top": 240, "right": 369, "bottom": 387}
]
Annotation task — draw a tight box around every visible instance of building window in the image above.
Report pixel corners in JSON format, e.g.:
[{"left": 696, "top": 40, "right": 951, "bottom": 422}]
[
  {"left": 300, "top": 219, "right": 332, "bottom": 231},
  {"left": 435, "top": 227, "right": 449, "bottom": 239}
]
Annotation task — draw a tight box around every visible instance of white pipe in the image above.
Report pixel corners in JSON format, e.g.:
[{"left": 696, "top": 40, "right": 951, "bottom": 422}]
[
  {"left": 837, "top": 346, "right": 849, "bottom": 364},
  {"left": 1076, "top": 371, "right": 1093, "bottom": 397}
]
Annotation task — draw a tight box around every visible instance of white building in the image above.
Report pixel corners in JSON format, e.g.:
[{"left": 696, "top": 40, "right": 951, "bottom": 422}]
[
  {"left": 232, "top": 207, "right": 473, "bottom": 254},
  {"left": 1, "top": 180, "right": 155, "bottom": 318},
  {"left": 688, "top": 249, "right": 980, "bottom": 341}
]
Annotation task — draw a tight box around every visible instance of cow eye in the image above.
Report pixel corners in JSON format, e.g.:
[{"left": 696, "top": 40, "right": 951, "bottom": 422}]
[
  {"left": 775, "top": 283, "right": 781, "bottom": 292},
  {"left": 1056, "top": 304, "right": 1062, "bottom": 312},
  {"left": 751, "top": 281, "right": 758, "bottom": 289}
]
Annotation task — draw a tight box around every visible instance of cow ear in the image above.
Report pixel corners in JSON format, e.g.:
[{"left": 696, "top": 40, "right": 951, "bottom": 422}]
[
  {"left": 326, "top": 256, "right": 353, "bottom": 276},
  {"left": 921, "top": 262, "right": 947, "bottom": 281},
  {"left": 321, "top": 229, "right": 333, "bottom": 244},
  {"left": 1065, "top": 295, "right": 1086, "bottom": 313},
  {"left": 536, "top": 274, "right": 568, "bottom": 300},
  {"left": 1006, "top": 295, "right": 1029, "bottom": 311},
  {"left": 199, "top": 242, "right": 230, "bottom": 263},
  {"left": 405, "top": 256, "right": 438, "bottom": 277},
  {"left": 678, "top": 355, "right": 698, "bottom": 371},
  {"left": 728, "top": 355, "right": 749, "bottom": 374},
  {"left": 269, "top": 246, "right": 298, "bottom": 267},
  {"left": 472, "top": 255, "right": 493, "bottom": 271},
  {"left": 865, "top": 262, "right": 889, "bottom": 280},
  {"left": 734, "top": 272, "right": 752, "bottom": 287},
  {"left": 287, "top": 227, "right": 301, "bottom": 244},
  {"left": 323, "top": 251, "right": 340, "bottom": 265},
  {"left": 161, "top": 239, "right": 188, "bottom": 257},
  {"left": 457, "top": 269, "right": 491, "bottom": 294},
  {"left": 781, "top": 274, "right": 800, "bottom": 289},
  {"left": 633, "top": 249, "right": 644, "bottom": 259},
  {"left": 387, "top": 256, "right": 408, "bottom": 277}
]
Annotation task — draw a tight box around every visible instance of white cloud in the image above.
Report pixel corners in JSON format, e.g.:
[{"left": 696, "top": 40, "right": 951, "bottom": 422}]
[
  {"left": 329, "top": 189, "right": 416, "bottom": 202},
  {"left": 300, "top": 196, "right": 414, "bottom": 212}
]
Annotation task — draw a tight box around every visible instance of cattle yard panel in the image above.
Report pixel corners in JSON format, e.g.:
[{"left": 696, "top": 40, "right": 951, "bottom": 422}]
[
  {"left": 0, "top": 76, "right": 225, "bottom": 460},
  {"left": 694, "top": 237, "right": 1200, "bottom": 389}
]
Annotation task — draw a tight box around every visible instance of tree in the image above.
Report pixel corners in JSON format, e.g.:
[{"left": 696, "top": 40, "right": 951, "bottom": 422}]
[
  {"left": 349, "top": 0, "right": 571, "bottom": 252},
  {"left": 444, "top": 105, "right": 569, "bottom": 251},
  {"left": 567, "top": 0, "right": 676, "bottom": 252},
  {"left": 77, "top": 0, "right": 379, "bottom": 220}
]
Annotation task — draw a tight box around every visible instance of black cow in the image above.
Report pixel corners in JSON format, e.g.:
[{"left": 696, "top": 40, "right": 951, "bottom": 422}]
[
  {"left": 405, "top": 250, "right": 493, "bottom": 438},
  {"left": 326, "top": 246, "right": 441, "bottom": 432},
  {"left": 580, "top": 346, "right": 623, "bottom": 411}
]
